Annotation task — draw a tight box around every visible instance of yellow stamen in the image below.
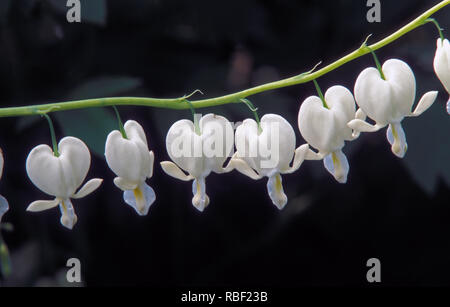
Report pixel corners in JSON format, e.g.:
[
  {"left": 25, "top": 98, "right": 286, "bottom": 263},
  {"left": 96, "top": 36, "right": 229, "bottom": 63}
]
[
  {"left": 275, "top": 173, "right": 283, "bottom": 195},
  {"left": 391, "top": 124, "right": 401, "bottom": 154},
  {"left": 61, "top": 200, "right": 67, "bottom": 214},
  {"left": 133, "top": 187, "right": 145, "bottom": 212},
  {"left": 332, "top": 152, "right": 343, "bottom": 180}
]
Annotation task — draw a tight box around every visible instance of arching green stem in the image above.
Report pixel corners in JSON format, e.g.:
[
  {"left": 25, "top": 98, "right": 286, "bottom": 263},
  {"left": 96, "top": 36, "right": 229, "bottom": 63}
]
[
  {"left": 313, "top": 80, "right": 328, "bottom": 109},
  {"left": 0, "top": 1, "right": 447, "bottom": 117},
  {"left": 241, "top": 98, "right": 262, "bottom": 133},
  {"left": 41, "top": 113, "right": 59, "bottom": 157},
  {"left": 112, "top": 106, "right": 128, "bottom": 139}
]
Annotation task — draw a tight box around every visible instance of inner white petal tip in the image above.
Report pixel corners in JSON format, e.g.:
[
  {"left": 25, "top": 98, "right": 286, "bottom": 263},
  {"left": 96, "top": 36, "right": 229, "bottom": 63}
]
[
  {"left": 267, "top": 174, "right": 288, "bottom": 210},
  {"left": 192, "top": 178, "right": 209, "bottom": 212},
  {"left": 386, "top": 123, "right": 407, "bottom": 159},
  {"left": 323, "top": 151, "right": 349, "bottom": 184},
  {"left": 123, "top": 183, "right": 156, "bottom": 216}
]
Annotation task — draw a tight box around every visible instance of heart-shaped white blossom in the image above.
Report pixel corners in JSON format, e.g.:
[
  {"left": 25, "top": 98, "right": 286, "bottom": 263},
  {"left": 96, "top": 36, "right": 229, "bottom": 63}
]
[
  {"left": 26, "top": 137, "right": 103, "bottom": 229},
  {"left": 0, "top": 149, "right": 8, "bottom": 224},
  {"left": 160, "top": 113, "right": 234, "bottom": 212},
  {"left": 348, "top": 58, "right": 438, "bottom": 158},
  {"left": 433, "top": 38, "right": 450, "bottom": 114},
  {"left": 231, "top": 113, "right": 309, "bottom": 209},
  {"left": 105, "top": 120, "right": 155, "bottom": 216},
  {"left": 298, "top": 85, "right": 359, "bottom": 183}
]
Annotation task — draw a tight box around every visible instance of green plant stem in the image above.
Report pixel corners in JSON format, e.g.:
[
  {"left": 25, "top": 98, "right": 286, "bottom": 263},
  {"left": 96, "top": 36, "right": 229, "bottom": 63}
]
[
  {"left": 0, "top": 0, "right": 448, "bottom": 118},
  {"left": 42, "top": 114, "right": 59, "bottom": 157},
  {"left": 424, "top": 18, "right": 445, "bottom": 42},
  {"left": 367, "top": 47, "right": 386, "bottom": 80},
  {"left": 313, "top": 80, "right": 328, "bottom": 109},
  {"left": 241, "top": 98, "right": 262, "bottom": 133},
  {"left": 112, "top": 106, "right": 128, "bottom": 139}
]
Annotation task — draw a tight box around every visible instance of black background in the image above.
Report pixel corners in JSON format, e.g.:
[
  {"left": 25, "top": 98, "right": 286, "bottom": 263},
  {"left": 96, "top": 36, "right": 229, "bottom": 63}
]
[{"left": 0, "top": 0, "right": 449, "bottom": 287}]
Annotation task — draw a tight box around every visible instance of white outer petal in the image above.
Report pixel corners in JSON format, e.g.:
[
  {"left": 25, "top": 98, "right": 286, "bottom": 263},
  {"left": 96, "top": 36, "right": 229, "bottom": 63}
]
[
  {"left": 235, "top": 114, "right": 295, "bottom": 177},
  {"left": 26, "top": 199, "right": 60, "bottom": 212},
  {"left": 160, "top": 161, "right": 193, "bottom": 181},
  {"left": 165, "top": 119, "right": 206, "bottom": 178},
  {"left": 354, "top": 59, "right": 415, "bottom": 125},
  {"left": 0, "top": 148, "right": 3, "bottom": 180},
  {"left": 433, "top": 38, "right": 450, "bottom": 94},
  {"left": 105, "top": 129, "right": 151, "bottom": 186},
  {"left": 411, "top": 91, "right": 438, "bottom": 117},
  {"left": 199, "top": 114, "right": 234, "bottom": 174},
  {"left": 298, "top": 86, "right": 355, "bottom": 153},
  {"left": 26, "top": 137, "right": 91, "bottom": 199},
  {"left": 72, "top": 178, "right": 103, "bottom": 199},
  {"left": 124, "top": 120, "right": 149, "bottom": 147}
]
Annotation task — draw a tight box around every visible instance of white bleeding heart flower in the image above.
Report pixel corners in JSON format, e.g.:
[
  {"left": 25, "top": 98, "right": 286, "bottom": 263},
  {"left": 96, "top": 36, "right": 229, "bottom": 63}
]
[
  {"left": 298, "top": 85, "right": 361, "bottom": 183},
  {"left": 0, "top": 149, "right": 9, "bottom": 223},
  {"left": 231, "top": 114, "right": 309, "bottom": 210},
  {"left": 0, "top": 149, "right": 8, "bottom": 224},
  {"left": 433, "top": 38, "right": 450, "bottom": 114},
  {"left": 26, "top": 137, "right": 103, "bottom": 229},
  {"left": 160, "top": 113, "right": 234, "bottom": 212},
  {"left": 348, "top": 58, "right": 438, "bottom": 158},
  {"left": 105, "top": 120, "right": 156, "bottom": 216}
]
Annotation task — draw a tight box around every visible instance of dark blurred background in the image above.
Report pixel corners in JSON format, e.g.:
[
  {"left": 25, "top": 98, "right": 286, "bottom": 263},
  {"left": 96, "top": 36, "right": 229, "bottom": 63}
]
[{"left": 0, "top": 0, "right": 449, "bottom": 287}]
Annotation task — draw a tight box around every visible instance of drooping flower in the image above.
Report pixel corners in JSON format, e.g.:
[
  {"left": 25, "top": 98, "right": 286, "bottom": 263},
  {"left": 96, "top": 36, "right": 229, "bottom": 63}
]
[
  {"left": 160, "top": 113, "right": 234, "bottom": 212},
  {"left": 298, "top": 85, "right": 362, "bottom": 183},
  {"left": 105, "top": 120, "right": 155, "bottom": 216},
  {"left": 348, "top": 58, "right": 438, "bottom": 158},
  {"left": 26, "top": 137, "right": 103, "bottom": 229},
  {"left": 433, "top": 38, "right": 450, "bottom": 114},
  {"left": 0, "top": 150, "right": 8, "bottom": 223},
  {"left": 231, "top": 114, "right": 309, "bottom": 209}
]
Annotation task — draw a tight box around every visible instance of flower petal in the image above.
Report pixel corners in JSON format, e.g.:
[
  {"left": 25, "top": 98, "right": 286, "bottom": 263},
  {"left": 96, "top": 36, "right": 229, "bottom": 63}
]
[
  {"left": 355, "top": 108, "right": 367, "bottom": 121},
  {"left": 165, "top": 119, "right": 206, "bottom": 178},
  {"left": 26, "top": 199, "right": 59, "bottom": 212},
  {"left": 192, "top": 177, "right": 209, "bottom": 212},
  {"left": 282, "top": 144, "right": 309, "bottom": 174},
  {"left": 433, "top": 38, "right": 450, "bottom": 94},
  {"left": 267, "top": 173, "right": 288, "bottom": 210},
  {"left": 386, "top": 122, "right": 407, "bottom": 158},
  {"left": 0, "top": 148, "right": 4, "bottom": 180},
  {"left": 58, "top": 137, "right": 92, "bottom": 194},
  {"left": 323, "top": 150, "right": 349, "bottom": 183},
  {"left": 72, "top": 178, "right": 103, "bottom": 199},
  {"left": 411, "top": 91, "right": 438, "bottom": 117},
  {"left": 59, "top": 198, "right": 77, "bottom": 230},
  {"left": 105, "top": 129, "right": 151, "bottom": 185},
  {"left": 26, "top": 137, "right": 91, "bottom": 198},
  {"left": 200, "top": 114, "right": 235, "bottom": 174},
  {"left": 347, "top": 119, "right": 383, "bottom": 133},
  {"left": 230, "top": 157, "right": 262, "bottom": 180},
  {"left": 160, "top": 161, "right": 193, "bottom": 181},
  {"left": 124, "top": 120, "right": 149, "bottom": 147},
  {"left": 298, "top": 95, "right": 338, "bottom": 152},
  {"left": 382, "top": 59, "right": 416, "bottom": 118},
  {"left": 0, "top": 195, "right": 9, "bottom": 222},
  {"left": 123, "top": 182, "right": 156, "bottom": 216},
  {"left": 354, "top": 59, "right": 416, "bottom": 124},
  {"left": 113, "top": 177, "right": 138, "bottom": 191},
  {"left": 148, "top": 151, "right": 154, "bottom": 178}
]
